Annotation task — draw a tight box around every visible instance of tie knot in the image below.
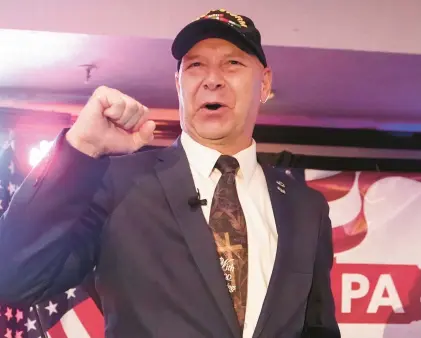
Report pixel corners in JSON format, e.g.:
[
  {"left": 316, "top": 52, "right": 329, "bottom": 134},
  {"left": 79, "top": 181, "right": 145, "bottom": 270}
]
[{"left": 215, "top": 155, "right": 240, "bottom": 174}]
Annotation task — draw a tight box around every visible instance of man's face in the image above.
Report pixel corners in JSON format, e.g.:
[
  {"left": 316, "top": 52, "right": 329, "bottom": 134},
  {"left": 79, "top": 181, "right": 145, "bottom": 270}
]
[{"left": 175, "top": 38, "right": 272, "bottom": 151}]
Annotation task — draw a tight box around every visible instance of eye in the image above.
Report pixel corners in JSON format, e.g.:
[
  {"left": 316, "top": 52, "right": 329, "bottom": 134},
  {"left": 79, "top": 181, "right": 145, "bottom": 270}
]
[
  {"left": 188, "top": 61, "right": 202, "bottom": 68},
  {"left": 228, "top": 60, "right": 243, "bottom": 66}
]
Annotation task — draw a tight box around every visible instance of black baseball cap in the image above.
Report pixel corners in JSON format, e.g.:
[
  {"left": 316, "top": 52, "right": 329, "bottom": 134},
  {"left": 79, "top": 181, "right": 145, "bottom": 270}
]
[{"left": 172, "top": 9, "right": 267, "bottom": 69}]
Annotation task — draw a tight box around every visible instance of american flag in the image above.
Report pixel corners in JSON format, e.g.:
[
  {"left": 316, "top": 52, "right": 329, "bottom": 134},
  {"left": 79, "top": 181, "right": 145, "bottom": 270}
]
[
  {"left": 0, "top": 135, "right": 27, "bottom": 338},
  {"left": 26, "top": 286, "right": 104, "bottom": 338},
  {"left": 0, "top": 134, "right": 104, "bottom": 338}
]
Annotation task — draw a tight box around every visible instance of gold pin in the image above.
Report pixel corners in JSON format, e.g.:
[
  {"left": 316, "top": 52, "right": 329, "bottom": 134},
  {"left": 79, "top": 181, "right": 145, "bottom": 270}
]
[
  {"left": 276, "top": 180, "right": 286, "bottom": 194},
  {"left": 277, "top": 186, "right": 286, "bottom": 194}
]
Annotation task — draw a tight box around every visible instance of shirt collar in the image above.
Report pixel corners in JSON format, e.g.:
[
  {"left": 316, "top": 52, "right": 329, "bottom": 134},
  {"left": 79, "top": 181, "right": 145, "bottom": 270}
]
[{"left": 180, "top": 131, "right": 258, "bottom": 185}]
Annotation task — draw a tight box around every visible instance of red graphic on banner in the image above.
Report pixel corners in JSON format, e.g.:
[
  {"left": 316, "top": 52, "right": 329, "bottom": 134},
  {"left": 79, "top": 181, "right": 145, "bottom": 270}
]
[
  {"left": 307, "top": 171, "right": 421, "bottom": 254},
  {"left": 307, "top": 171, "right": 421, "bottom": 324}
]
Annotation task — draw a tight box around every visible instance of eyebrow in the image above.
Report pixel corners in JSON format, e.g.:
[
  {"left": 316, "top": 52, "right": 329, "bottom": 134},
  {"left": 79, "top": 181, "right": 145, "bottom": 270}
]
[
  {"left": 184, "top": 51, "right": 247, "bottom": 61},
  {"left": 223, "top": 51, "right": 247, "bottom": 58},
  {"left": 183, "top": 54, "right": 202, "bottom": 61}
]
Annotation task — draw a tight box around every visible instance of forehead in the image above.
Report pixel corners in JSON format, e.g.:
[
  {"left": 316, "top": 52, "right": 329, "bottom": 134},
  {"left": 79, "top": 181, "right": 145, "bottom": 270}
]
[{"left": 184, "top": 38, "right": 249, "bottom": 59}]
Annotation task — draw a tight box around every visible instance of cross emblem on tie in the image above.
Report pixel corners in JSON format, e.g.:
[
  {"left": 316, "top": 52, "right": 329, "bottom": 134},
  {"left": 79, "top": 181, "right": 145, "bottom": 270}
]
[{"left": 214, "top": 232, "right": 245, "bottom": 293}]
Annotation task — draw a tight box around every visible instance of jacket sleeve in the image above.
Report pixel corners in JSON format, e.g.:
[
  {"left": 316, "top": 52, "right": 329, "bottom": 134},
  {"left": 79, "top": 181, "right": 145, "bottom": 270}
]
[
  {"left": 0, "top": 130, "right": 113, "bottom": 306},
  {"left": 301, "top": 195, "right": 341, "bottom": 338}
]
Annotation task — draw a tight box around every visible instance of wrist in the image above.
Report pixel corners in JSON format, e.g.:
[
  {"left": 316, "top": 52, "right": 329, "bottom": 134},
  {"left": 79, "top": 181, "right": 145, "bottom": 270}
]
[{"left": 65, "top": 130, "right": 102, "bottom": 159}]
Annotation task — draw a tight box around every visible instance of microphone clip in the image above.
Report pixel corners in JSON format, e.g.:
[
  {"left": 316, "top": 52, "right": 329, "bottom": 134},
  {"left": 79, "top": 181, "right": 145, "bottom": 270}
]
[{"left": 188, "top": 189, "right": 207, "bottom": 209}]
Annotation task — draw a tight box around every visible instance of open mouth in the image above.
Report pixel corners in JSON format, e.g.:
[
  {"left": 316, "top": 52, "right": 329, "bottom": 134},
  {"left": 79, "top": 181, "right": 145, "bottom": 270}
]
[{"left": 203, "top": 103, "right": 224, "bottom": 111}]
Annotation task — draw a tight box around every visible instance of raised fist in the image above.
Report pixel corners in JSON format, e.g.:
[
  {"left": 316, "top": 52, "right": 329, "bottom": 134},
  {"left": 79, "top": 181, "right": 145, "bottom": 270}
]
[{"left": 66, "top": 86, "right": 156, "bottom": 158}]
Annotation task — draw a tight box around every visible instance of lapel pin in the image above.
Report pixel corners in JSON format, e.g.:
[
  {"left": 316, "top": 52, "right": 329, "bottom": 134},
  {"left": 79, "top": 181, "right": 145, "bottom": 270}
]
[
  {"left": 277, "top": 186, "right": 286, "bottom": 194},
  {"left": 276, "top": 181, "right": 286, "bottom": 194}
]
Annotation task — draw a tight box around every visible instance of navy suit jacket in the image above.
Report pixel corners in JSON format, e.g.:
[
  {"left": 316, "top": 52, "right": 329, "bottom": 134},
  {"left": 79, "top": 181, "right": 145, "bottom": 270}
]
[{"left": 0, "top": 131, "right": 340, "bottom": 338}]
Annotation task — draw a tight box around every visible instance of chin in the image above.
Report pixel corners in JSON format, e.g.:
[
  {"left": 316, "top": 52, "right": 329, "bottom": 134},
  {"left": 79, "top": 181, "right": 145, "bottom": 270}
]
[
  {"left": 197, "top": 130, "right": 229, "bottom": 141},
  {"left": 195, "top": 127, "right": 230, "bottom": 141}
]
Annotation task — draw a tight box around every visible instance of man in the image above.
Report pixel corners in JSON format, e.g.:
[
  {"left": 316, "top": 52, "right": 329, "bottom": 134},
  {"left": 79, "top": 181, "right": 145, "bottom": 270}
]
[{"left": 0, "top": 9, "right": 340, "bottom": 338}]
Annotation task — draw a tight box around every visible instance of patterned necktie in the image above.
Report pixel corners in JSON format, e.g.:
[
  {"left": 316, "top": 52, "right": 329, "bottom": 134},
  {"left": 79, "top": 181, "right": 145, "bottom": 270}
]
[{"left": 209, "top": 155, "right": 248, "bottom": 328}]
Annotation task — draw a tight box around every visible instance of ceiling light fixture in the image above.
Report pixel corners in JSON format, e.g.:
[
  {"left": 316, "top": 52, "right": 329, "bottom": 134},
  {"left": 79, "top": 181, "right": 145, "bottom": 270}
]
[{"left": 79, "top": 63, "right": 97, "bottom": 84}]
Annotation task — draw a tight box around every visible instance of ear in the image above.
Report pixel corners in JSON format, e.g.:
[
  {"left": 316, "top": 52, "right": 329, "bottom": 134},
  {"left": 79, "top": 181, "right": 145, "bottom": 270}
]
[
  {"left": 175, "top": 71, "right": 181, "bottom": 97},
  {"left": 260, "top": 67, "right": 273, "bottom": 103}
]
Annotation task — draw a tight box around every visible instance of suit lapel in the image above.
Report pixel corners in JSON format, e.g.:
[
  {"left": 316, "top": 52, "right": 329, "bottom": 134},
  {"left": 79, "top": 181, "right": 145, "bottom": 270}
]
[
  {"left": 252, "top": 164, "right": 296, "bottom": 338},
  {"left": 154, "top": 140, "right": 241, "bottom": 338}
]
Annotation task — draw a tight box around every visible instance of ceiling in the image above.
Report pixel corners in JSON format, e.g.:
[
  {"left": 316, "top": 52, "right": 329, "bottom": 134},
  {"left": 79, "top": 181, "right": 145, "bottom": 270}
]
[
  {"left": 2, "top": 0, "right": 421, "bottom": 55},
  {"left": 0, "top": 1, "right": 420, "bottom": 132}
]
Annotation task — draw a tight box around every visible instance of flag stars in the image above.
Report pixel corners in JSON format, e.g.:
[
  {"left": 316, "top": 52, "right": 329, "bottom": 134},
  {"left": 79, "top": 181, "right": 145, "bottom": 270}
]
[
  {"left": 65, "top": 288, "right": 77, "bottom": 299},
  {"left": 4, "top": 308, "right": 13, "bottom": 321},
  {"left": 4, "top": 328, "right": 12, "bottom": 338},
  {"left": 8, "top": 162, "right": 14, "bottom": 175},
  {"left": 45, "top": 301, "right": 58, "bottom": 316},
  {"left": 25, "top": 317, "right": 37, "bottom": 332},
  {"left": 8, "top": 183, "right": 16, "bottom": 195},
  {"left": 15, "top": 309, "right": 23, "bottom": 323}
]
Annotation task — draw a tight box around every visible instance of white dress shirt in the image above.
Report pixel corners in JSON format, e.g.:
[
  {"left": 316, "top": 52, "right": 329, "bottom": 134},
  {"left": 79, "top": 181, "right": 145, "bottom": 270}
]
[{"left": 180, "top": 132, "right": 278, "bottom": 338}]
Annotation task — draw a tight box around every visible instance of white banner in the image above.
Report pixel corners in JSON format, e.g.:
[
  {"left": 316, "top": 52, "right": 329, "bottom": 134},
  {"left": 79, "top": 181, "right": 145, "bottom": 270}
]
[{"left": 305, "top": 170, "right": 421, "bottom": 338}]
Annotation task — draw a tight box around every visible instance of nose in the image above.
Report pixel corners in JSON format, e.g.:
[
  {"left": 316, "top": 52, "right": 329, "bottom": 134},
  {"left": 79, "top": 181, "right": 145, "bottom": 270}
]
[{"left": 203, "top": 68, "right": 225, "bottom": 91}]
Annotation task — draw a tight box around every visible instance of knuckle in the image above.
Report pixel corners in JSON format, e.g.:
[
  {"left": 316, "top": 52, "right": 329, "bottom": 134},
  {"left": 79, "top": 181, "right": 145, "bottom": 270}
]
[
  {"left": 93, "top": 85, "right": 108, "bottom": 95},
  {"left": 106, "top": 109, "right": 120, "bottom": 119},
  {"left": 111, "top": 98, "right": 126, "bottom": 113},
  {"left": 141, "top": 105, "right": 149, "bottom": 114},
  {"left": 126, "top": 100, "right": 139, "bottom": 113},
  {"left": 138, "top": 105, "right": 149, "bottom": 119}
]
